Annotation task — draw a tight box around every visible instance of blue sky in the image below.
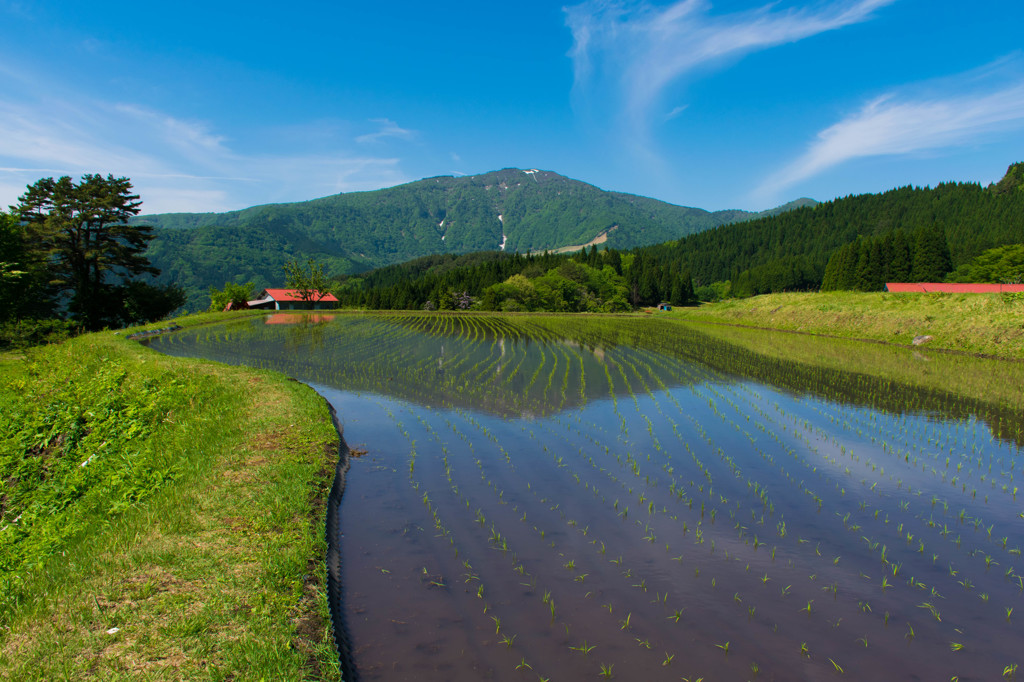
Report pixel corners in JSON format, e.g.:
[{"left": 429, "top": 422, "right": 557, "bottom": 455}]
[{"left": 1, "top": 0, "right": 1023, "bottom": 215}]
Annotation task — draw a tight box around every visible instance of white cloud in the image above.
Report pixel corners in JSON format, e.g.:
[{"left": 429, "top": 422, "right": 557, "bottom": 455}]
[
  {"left": 114, "top": 104, "right": 229, "bottom": 154},
  {"left": 355, "top": 118, "right": 416, "bottom": 144},
  {"left": 0, "top": 71, "right": 413, "bottom": 213},
  {"left": 565, "top": 0, "right": 895, "bottom": 132},
  {"left": 759, "top": 64, "right": 1024, "bottom": 197},
  {"left": 664, "top": 104, "right": 688, "bottom": 121}
]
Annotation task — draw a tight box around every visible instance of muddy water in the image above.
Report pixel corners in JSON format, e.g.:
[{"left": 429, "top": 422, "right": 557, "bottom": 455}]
[{"left": 145, "top": 314, "right": 1024, "bottom": 681}]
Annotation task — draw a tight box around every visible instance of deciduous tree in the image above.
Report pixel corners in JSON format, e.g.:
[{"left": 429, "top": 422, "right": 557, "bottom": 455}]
[
  {"left": 283, "top": 258, "right": 331, "bottom": 303},
  {"left": 209, "top": 281, "right": 255, "bottom": 311}
]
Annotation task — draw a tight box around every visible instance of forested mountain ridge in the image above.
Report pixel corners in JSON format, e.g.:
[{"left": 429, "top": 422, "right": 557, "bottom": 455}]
[
  {"left": 335, "top": 163, "right": 1024, "bottom": 312},
  {"left": 637, "top": 163, "right": 1024, "bottom": 297},
  {"left": 139, "top": 168, "right": 813, "bottom": 309}
]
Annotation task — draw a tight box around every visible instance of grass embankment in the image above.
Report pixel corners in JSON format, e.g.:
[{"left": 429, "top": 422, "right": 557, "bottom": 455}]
[
  {"left": 0, "top": 313, "right": 341, "bottom": 680},
  {"left": 671, "top": 291, "right": 1024, "bottom": 359},
  {"left": 660, "top": 317, "right": 1024, "bottom": 422}
]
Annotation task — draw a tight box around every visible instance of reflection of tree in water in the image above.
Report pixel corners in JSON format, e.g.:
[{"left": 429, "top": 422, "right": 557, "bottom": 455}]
[
  {"left": 285, "top": 317, "right": 329, "bottom": 352},
  {"left": 261, "top": 313, "right": 332, "bottom": 352}
]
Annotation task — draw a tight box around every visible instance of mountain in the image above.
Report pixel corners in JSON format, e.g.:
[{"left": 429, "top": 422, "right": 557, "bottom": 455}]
[
  {"left": 138, "top": 168, "right": 812, "bottom": 310},
  {"left": 336, "top": 164, "right": 1024, "bottom": 310}
]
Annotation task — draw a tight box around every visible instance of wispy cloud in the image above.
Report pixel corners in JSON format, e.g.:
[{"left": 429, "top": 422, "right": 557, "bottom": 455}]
[
  {"left": 664, "top": 104, "right": 688, "bottom": 121},
  {"left": 355, "top": 118, "right": 416, "bottom": 144},
  {"left": 0, "top": 73, "right": 412, "bottom": 213},
  {"left": 565, "top": 0, "right": 895, "bottom": 132},
  {"left": 758, "top": 60, "right": 1024, "bottom": 198}
]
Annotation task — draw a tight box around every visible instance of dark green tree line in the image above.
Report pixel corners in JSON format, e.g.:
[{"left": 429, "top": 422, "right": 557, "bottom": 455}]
[
  {"left": 331, "top": 243, "right": 695, "bottom": 312},
  {"left": 821, "top": 225, "right": 952, "bottom": 291}
]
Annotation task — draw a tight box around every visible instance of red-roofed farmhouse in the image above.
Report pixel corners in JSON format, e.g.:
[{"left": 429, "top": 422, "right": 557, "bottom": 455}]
[
  {"left": 885, "top": 283, "right": 1024, "bottom": 293},
  {"left": 248, "top": 288, "right": 339, "bottom": 310}
]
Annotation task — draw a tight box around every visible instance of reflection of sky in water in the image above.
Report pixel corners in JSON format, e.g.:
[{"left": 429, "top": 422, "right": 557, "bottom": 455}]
[{"left": 145, "top": 314, "right": 1024, "bottom": 681}]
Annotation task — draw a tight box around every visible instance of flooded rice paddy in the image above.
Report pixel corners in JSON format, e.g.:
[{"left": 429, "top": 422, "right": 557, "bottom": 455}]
[{"left": 145, "top": 313, "right": 1024, "bottom": 681}]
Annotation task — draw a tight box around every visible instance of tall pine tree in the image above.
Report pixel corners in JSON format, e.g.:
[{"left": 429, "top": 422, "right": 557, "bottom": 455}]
[{"left": 911, "top": 224, "right": 952, "bottom": 282}]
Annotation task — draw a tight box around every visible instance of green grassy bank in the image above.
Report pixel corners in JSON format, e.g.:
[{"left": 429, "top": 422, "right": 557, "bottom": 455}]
[
  {"left": 669, "top": 291, "right": 1024, "bottom": 359},
  {"left": 0, "top": 313, "right": 341, "bottom": 680}
]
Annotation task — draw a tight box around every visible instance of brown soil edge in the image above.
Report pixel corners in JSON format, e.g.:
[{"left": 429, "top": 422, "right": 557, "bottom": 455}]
[
  {"left": 676, "top": 316, "right": 1024, "bottom": 363},
  {"left": 321, "top": 399, "right": 359, "bottom": 682}
]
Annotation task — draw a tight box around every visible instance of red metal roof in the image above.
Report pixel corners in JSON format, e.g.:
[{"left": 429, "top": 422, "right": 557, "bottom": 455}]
[
  {"left": 260, "top": 288, "right": 339, "bottom": 302},
  {"left": 885, "top": 283, "right": 1024, "bottom": 293}
]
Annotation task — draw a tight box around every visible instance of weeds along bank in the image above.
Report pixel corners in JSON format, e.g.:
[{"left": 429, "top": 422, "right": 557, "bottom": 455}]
[
  {"left": 0, "top": 317, "right": 341, "bottom": 680},
  {"left": 673, "top": 291, "right": 1024, "bottom": 359}
]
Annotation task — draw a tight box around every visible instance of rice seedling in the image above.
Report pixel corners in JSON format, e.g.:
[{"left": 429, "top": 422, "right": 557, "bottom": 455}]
[{"left": 569, "top": 640, "right": 596, "bottom": 657}]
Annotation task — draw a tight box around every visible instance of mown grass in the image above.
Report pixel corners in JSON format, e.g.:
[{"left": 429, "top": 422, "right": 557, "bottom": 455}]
[
  {"left": 0, "top": 323, "right": 341, "bottom": 680},
  {"left": 669, "top": 291, "right": 1024, "bottom": 359}
]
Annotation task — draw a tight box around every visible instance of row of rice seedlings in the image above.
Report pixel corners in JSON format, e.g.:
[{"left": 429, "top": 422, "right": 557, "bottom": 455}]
[
  {"left": 792, "top": 396, "right": 1019, "bottom": 556},
  {"left": 417, "top": 398, "right": 702, "bottom": 676},
  {"left": 606, "top": 360, "right": 966, "bottom": 675},
  {"left": 511, "top": 418, "right": 756, "bottom": 678},
  {"left": 440, "top": 360, "right": 798, "bottom": 675},
  {"left": 824, "top": 399, "right": 1020, "bottom": 509},
  {"left": 788, "top": 396, "right": 1024, "bottom": 579},
  {"left": 528, "top": 376, "right": 872, "bottom": 675},
  {"left": 709, "top": 376, "right": 1024, "bottom": 678},
  {"left": 389, "top": 402, "right": 576, "bottom": 678},
  {"left": 334, "top": 394, "right": 550, "bottom": 677},
  {"left": 414, "top": 405, "right": 698, "bottom": 678}
]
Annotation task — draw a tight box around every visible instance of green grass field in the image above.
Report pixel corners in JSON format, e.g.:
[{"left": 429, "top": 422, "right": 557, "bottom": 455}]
[
  {"left": 669, "top": 291, "right": 1024, "bottom": 359},
  {"left": 0, "top": 314, "right": 341, "bottom": 681}
]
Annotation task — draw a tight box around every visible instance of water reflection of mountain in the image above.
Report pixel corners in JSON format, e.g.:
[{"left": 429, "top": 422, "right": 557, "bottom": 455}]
[
  {"left": 145, "top": 314, "right": 707, "bottom": 417},
  {"left": 143, "top": 313, "right": 1024, "bottom": 446}
]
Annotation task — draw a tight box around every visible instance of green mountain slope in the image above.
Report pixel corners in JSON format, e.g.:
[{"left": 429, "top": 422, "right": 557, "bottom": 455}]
[
  {"left": 638, "top": 163, "right": 1024, "bottom": 296},
  {"left": 139, "top": 168, "right": 811, "bottom": 309}
]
